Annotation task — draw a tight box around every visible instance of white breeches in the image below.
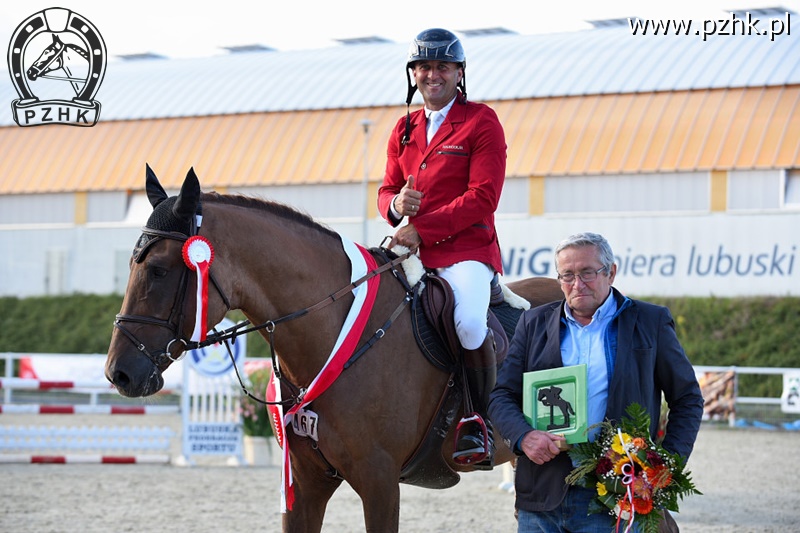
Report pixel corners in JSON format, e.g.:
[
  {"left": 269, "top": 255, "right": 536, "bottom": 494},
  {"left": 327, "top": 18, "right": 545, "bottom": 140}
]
[{"left": 436, "top": 260, "right": 494, "bottom": 350}]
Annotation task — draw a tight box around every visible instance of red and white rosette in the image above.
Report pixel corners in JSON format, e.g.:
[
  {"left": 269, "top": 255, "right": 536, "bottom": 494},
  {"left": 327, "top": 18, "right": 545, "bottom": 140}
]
[{"left": 182, "top": 236, "right": 214, "bottom": 342}]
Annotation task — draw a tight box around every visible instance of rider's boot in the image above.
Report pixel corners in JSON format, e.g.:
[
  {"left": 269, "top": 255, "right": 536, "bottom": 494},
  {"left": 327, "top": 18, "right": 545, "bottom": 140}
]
[{"left": 453, "top": 330, "right": 496, "bottom": 469}]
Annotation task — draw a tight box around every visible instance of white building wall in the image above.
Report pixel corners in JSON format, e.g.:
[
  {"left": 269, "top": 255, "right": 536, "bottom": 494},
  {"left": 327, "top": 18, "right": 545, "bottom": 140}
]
[
  {"left": 1, "top": 172, "right": 798, "bottom": 298},
  {"left": 496, "top": 211, "right": 799, "bottom": 297},
  {"left": 0, "top": 224, "right": 142, "bottom": 297},
  {"left": 0, "top": 194, "right": 74, "bottom": 224}
]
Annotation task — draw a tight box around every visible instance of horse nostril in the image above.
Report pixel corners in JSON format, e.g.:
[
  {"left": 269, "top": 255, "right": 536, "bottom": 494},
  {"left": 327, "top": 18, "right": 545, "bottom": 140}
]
[{"left": 112, "top": 370, "right": 130, "bottom": 390}]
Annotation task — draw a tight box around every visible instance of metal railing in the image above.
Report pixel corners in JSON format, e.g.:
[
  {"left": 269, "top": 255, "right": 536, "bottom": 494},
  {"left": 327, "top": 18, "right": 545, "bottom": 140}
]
[
  {"left": 694, "top": 364, "right": 792, "bottom": 406},
  {"left": 3, "top": 353, "right": 797, "bottom": 413}
]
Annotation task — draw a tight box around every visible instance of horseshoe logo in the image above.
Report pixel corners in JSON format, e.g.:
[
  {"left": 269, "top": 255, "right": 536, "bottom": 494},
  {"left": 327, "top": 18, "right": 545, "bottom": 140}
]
[{"left": 7, "top": 7, "right": 107, "bottom": 127}]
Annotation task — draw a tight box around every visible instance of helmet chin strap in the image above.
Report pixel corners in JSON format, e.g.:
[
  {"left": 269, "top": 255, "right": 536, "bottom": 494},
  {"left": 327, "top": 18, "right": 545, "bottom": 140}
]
[{"left": 402, "top": 68, "right": 417, "bottom": 145}]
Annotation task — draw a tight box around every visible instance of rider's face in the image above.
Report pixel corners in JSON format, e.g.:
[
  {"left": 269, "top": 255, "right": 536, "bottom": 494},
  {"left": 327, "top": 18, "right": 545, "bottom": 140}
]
[{"left": 412, "top": 61, "right": 462, "bottom": 111}]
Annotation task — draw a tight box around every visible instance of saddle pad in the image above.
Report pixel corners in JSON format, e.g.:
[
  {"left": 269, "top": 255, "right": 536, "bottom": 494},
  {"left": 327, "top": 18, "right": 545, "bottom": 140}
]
[{"left": 490, "top": 301, "right": 524, "bottom": 341}]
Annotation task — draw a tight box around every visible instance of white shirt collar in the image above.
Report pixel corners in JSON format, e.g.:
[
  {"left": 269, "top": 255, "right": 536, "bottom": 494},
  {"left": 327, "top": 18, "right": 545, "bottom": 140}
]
[{"left": 425, "top": 95, "right": 456, "bottom": 119}]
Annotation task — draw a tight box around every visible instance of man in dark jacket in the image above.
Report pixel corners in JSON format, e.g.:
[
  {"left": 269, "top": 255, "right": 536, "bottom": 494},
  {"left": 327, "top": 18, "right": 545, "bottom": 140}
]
[{"left": 489, "top": 232, "right": 703, "bottom": 532}]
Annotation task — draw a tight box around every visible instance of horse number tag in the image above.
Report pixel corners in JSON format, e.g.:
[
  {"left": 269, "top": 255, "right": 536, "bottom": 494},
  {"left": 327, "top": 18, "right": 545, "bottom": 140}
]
[{"left": 290, "top": 408, "right": 320, "bottom": 442}]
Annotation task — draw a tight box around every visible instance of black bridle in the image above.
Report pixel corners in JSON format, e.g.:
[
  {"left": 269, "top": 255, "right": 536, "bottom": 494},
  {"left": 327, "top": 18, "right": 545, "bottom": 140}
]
[
  {"left": 113, "top": 227, "right": 231, "bottom": 371},
  {"left": 114, "top": 225, "right": 415, "bottom": 407}
]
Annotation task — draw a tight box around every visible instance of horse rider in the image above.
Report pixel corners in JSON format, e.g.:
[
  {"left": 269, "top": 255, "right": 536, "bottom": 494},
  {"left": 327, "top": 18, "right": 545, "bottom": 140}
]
[{"left": 378, "top": 28, "right": 507, "bottom": 467}]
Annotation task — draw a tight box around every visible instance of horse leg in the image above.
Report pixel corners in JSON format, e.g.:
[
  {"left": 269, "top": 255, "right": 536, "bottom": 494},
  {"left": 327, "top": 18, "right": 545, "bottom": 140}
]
[
  {"left": 282, "top": 446, "right": 343, "bottom": 533},
  {"left": 360, "top": 481, "right": 400, "bottom": 533},
  {"left": 346, "top": 456, "right": 401, "bottom": 533}
]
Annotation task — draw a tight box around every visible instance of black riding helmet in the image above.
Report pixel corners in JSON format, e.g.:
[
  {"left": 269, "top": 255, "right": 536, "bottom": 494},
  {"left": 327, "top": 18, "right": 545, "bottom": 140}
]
[{"left": 401, "top": 28, "right": 466, "bottom": 144}]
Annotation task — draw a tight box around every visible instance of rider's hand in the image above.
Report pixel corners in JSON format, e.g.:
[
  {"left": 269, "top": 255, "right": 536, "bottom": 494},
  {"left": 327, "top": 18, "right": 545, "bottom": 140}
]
[
  {"left": 388, "top": 224, "right": 422, "bottom": 252},
  {"left": 393, "top": 176, "right": 423, "bottom": 217}
]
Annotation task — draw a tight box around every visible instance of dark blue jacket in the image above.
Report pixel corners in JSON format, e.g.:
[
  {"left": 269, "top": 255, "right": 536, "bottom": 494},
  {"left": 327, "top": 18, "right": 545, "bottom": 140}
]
[{"left": 488, "top": 288, "right": 704, "bottom": 512}]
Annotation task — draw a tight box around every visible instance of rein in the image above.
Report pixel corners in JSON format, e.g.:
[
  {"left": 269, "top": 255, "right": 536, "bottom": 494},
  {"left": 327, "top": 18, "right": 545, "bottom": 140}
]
[
  {"left": 115, "top": 224, "right": 414, "bottom": 407},
  {"left": 214, "top": 246, "right": 414, "bottom": 408}
]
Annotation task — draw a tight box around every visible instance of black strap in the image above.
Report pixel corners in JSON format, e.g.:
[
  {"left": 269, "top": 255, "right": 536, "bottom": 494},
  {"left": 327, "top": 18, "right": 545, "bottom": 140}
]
[
  {"left": 223, "top": 247, "right": 415, "bottom": 406},
  {"left": 344, "top": 292, "right": 411, "bottom": 369}
]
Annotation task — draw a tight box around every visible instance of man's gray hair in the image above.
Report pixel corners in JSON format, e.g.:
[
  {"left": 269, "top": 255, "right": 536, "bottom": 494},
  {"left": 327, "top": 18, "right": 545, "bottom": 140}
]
[{"left": 554, "top": 232, "right": 615, "bottom": 270}]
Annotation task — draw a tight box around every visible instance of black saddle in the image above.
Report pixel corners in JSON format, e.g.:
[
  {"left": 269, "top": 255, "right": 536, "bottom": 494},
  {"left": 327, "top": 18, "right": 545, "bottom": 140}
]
[{"left": 410, "top": 272, "right": 521, "bottom": 372}]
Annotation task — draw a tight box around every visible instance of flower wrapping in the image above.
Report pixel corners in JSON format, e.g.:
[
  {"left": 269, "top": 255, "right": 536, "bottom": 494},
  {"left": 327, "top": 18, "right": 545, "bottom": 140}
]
[{"left": 565, "top": 403, "right": 701, "bottom": 533}]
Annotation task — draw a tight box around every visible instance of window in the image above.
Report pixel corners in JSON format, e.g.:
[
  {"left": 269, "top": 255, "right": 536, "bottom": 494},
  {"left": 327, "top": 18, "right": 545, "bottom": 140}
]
[
  {"left": 785, "top": 170, "right": 800, "bottom": 207},
  {"left": 728, "top": 170, "right": 781, "bottom": 210},
  {"left": 544, "top": 172, "right": 707, "bottom": 214}
]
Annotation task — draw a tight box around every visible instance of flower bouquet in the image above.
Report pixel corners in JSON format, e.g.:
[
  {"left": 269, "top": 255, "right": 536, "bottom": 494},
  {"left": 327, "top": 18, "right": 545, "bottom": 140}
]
[{"left": 565, "top": 403, "right": 701, "bottom": 533}]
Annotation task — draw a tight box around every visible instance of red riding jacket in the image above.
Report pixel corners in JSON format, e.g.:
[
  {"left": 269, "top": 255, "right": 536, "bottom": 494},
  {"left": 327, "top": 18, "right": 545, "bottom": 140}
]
[{"left": 377, "top": 92, "right": 507, "bottom": 274}]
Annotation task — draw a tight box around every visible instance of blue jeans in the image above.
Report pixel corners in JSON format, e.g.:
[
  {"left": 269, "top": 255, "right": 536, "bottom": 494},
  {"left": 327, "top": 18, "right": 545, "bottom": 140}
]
[{"left": 517, "top": 486, "right": 642, "bottom": 533}]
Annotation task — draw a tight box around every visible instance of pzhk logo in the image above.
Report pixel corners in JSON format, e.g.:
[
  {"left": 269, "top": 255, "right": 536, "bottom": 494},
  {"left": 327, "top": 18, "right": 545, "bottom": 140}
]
[{"left": 7, "top": 7, "right": 106, "bottom": 127}]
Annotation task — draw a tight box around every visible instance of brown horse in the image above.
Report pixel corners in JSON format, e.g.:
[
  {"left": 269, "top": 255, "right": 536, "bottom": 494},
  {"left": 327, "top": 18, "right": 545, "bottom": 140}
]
[{"left": 105, "top": 166, "right": 563, "bottom": 532}]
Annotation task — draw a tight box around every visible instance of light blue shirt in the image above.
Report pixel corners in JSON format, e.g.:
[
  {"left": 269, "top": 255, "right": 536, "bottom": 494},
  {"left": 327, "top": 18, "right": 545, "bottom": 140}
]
[{"left": 562, "top": 290, "right": 617, "bottom": 441}]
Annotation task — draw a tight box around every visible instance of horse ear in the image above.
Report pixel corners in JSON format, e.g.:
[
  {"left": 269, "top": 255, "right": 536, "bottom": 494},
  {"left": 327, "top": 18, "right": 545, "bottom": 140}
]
[
  {"left": 145, "top": 163, "right": 168, "bottom": 208},
  {"left": 172, "top": 167, "right": 201, "bottom": 221}
]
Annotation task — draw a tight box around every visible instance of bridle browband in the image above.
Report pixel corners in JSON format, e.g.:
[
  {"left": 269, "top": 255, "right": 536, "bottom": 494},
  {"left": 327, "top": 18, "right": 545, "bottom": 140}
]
[{"left": 114, "top": 225, "right": 414, "bottom": 407}]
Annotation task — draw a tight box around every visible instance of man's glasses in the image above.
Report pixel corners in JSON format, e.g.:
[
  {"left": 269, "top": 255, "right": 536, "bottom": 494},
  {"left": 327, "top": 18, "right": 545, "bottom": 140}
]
[{"left": 557, "top": 266, "right": 608, "bottom": 284}]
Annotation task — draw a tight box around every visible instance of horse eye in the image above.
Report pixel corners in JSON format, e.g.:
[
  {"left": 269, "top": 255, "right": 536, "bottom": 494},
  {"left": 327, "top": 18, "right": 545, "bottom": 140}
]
[{"left": 150, "top": 266, "right": 168, "bottom": 279}]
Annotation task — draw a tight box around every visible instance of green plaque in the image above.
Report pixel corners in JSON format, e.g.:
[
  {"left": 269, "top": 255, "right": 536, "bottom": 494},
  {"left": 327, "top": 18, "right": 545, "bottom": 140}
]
[{"left": 522, "top": 364, "right": 588, "bottom": 444}]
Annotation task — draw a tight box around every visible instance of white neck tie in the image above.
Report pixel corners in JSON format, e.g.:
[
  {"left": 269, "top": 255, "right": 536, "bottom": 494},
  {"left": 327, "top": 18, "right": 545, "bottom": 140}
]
[{"left": 427, "top": 111, "right": 444, "bottom": 145}]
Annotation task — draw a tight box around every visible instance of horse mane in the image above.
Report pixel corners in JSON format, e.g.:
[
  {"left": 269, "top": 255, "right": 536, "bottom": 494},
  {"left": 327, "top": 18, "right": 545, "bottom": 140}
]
[{"left": 201, "top": 192, "right": 341, "bottom": 241}]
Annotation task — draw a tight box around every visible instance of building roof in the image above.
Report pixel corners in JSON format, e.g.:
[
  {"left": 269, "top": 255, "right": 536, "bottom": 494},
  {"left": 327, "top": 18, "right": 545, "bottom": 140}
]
[
  {"left": 1, "top": 85, "right": 797, "bottom": 196},
  {"left": 2, "top": 23, "right": 799, "bottom": 126},
  {"left": 1, "top": 22, "right": 799, "bottom": 195}
]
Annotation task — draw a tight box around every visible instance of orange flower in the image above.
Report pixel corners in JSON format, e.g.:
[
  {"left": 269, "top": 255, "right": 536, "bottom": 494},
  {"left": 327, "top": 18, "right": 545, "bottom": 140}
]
[
  {"left": 620, "top": 496, "right": 654, "bottom": 515},
  {"left": 634, "top": 497, "right": 654, "bottom": 514},
  {"left": 632, "top": 437, "right": 647, "bottom": 449},
  {"left": 646, "top": 465, "right": 673, "bottom": 489}
]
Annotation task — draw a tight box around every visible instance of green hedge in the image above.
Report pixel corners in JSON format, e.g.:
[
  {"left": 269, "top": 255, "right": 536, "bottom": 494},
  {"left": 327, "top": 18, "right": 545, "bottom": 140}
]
[
  {"left": 646, "top": 296, "right": 800, "bottom": 399},
  {"left": 1, "top": 294, "right": 798, "bottom": 397},
  {"left": 0, "top": 295, "right": 264, "bottom": 358},
  {"left": 0, "top": 294, "right": 120, "bottom": 354}
]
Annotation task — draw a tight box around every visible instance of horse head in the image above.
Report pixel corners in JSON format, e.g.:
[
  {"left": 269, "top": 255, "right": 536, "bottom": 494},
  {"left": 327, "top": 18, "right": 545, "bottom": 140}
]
[
  {"left": 26, "top": 34, "right": 66, "bottom": 81},
  {"left": 105, "top": 165, "right": 229, "bottom": 397}
]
